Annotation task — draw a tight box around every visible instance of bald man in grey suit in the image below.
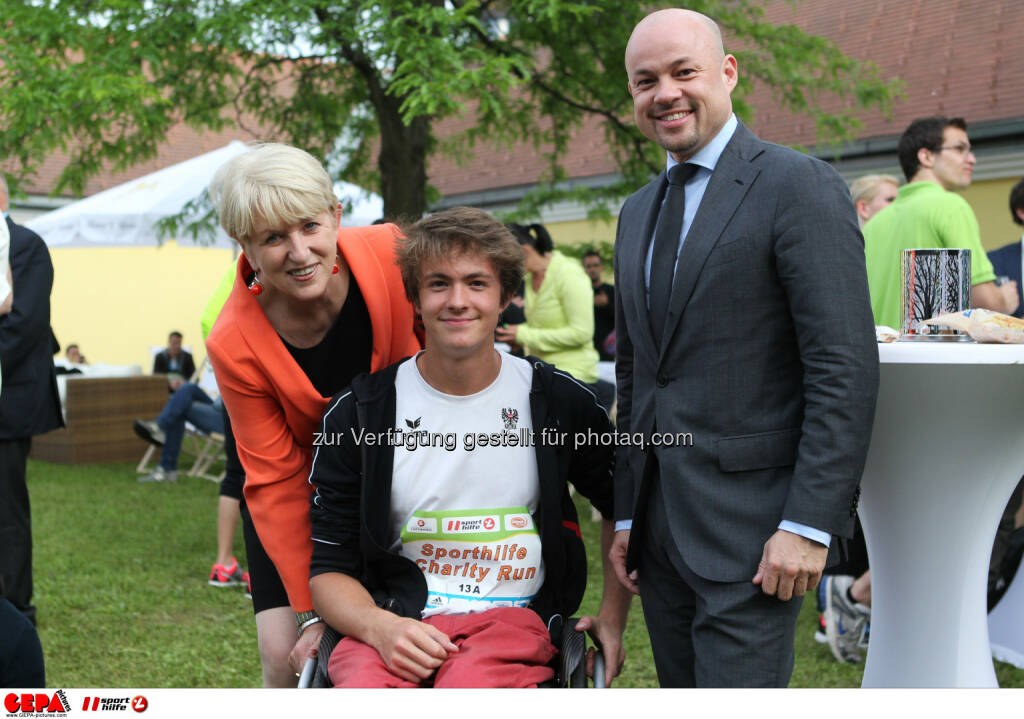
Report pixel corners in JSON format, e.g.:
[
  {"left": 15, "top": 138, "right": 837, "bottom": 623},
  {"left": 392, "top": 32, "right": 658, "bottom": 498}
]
[{"left": 609, "top": 9, "right": 879, "bottom": 686}]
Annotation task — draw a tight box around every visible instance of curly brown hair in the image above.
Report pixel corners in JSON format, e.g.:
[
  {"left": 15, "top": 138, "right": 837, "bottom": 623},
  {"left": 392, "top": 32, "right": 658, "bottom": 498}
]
[{"left": 397, "top": 207, "right": 525, "bottom": 305}]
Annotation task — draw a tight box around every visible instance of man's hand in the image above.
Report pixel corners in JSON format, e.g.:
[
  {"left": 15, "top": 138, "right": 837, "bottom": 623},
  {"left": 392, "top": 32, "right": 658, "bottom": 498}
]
[
  {"left": 1000, "top": 280, "right": 1020, "bottom": 315},
  {"left": 594, "top": 291, "right": 609, "bottom": 307},
  {"left": 288, "top": 620, "right": 325, "bottom": 675},
  {"left": 368, "top": 615, "right": 459, "bottom": 684},
  {"left": 574, "top": 614, "right": 626, "bottom": 686},
  {"left": 609, "top": 529, "right": 639, "bottom": 594},
  {"left": 752, "top": 529, "right": 828, "bottom": 600},
  {"left": 972, "top": 280, "right": 1020, "bottom": 316}
]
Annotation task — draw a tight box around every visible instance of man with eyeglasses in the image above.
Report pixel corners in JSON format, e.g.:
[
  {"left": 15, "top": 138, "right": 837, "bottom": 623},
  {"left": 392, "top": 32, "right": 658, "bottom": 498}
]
[{"left": 863, "top": 115, "right": 1019, "bottom": 329}]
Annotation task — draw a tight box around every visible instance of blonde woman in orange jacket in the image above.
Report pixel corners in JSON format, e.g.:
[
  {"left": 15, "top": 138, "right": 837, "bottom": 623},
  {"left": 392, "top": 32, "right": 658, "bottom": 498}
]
[{"left": 207, "top": 144, "right": 420, "bottom": 686}]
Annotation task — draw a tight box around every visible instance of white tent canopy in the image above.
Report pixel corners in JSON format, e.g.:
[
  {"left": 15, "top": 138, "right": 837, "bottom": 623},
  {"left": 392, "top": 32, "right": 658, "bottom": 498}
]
[{"left": 27, "top": 141, "right": 385, "bottom": 248}]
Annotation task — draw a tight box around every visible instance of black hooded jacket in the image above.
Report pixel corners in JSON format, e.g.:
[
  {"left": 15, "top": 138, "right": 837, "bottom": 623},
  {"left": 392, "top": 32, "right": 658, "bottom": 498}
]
[{"left": 308, "top": 356, "right": 615, "bottom": 623}]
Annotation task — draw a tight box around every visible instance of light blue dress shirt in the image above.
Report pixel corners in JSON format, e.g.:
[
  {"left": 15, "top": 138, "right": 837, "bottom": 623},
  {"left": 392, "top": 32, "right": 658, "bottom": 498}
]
[{"left": 618, "top": 114, "right": 830, "bottom": 549}]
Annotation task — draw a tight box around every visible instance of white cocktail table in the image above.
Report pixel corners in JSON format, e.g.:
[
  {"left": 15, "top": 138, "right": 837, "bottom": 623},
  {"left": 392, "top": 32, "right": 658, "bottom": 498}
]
[{"left": 859, "top": 342, "right": 1024, "bottom": 687}]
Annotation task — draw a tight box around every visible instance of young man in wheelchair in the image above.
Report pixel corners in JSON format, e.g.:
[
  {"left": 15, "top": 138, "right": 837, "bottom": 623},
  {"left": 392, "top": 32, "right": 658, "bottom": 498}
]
[{"left": 307, "top": 207, "right": 630, "bottom": 687}]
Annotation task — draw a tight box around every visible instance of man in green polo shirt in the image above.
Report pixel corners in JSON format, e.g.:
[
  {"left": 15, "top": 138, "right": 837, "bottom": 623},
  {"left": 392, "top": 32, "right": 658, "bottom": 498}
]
[{"left": 863, "top": 116, "right": 1019, "bottom": 329}]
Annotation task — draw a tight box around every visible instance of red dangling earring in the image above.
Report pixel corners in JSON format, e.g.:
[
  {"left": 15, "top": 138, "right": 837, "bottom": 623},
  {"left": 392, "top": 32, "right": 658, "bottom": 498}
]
[
  {"left": 247, "top": 274, "right": 264, "bottom": 296},
  {"left": 331, "top": 261, "right": 340, "bottom": 275}
]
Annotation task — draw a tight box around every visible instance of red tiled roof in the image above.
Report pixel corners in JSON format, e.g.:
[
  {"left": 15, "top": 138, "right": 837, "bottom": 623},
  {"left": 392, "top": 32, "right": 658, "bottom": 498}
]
[
  {"left": 747, "top": 0, "right": 1024, "bottom": 147},
  {"left": 22, "top": 124, "right": 259, "bottom": 198},
  {"left": 432, "top": 0, "right": 1024, "bottom": 196}
]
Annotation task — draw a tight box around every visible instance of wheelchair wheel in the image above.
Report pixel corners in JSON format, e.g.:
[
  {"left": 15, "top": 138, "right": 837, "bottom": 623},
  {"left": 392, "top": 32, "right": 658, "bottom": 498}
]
[{"left": 560, "top": 620, "right": 588, "bottom": 688}]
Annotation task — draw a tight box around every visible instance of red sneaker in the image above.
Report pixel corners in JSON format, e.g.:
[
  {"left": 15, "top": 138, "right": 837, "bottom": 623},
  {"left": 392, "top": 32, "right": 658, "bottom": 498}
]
[{"left": 208, "top": 557, "right": 245, "bottom": 587}]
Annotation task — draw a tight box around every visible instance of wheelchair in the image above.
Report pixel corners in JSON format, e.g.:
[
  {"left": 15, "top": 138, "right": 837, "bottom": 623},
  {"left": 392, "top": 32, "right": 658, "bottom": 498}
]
[{"left": 298, "top": 613, "right": 606, "bottom": 688}]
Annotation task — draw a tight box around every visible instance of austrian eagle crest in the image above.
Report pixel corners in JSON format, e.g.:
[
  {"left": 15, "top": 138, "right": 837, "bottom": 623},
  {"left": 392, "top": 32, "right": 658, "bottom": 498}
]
[{"left": 501, "top": 407, "right": 519, "bottom": 430}]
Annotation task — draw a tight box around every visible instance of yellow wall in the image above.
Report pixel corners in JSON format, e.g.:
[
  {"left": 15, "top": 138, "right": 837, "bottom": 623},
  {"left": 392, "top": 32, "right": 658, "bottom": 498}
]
[
  {"left": 962, "top": 177, "right": 1021, "bottom": 252},
  {"left": 49, "top": 241, "right": 236, "bottom": 369},
  {"left": 545, "top": 217, "right": 617, "bottom": 249},
  {"left": 547, "top": 175, "right": 1023, "bottom": 257}
]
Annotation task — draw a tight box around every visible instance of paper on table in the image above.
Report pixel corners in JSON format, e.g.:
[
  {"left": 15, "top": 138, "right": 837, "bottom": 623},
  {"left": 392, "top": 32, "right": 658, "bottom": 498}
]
[{"left": 923, "top": 309, "right": 1024, "bottom": 344}]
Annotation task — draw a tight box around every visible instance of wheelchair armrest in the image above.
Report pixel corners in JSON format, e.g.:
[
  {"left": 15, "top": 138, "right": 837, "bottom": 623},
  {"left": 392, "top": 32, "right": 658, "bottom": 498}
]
[{"left": 297, "top": 657, "right": 316, "bottom": 688}]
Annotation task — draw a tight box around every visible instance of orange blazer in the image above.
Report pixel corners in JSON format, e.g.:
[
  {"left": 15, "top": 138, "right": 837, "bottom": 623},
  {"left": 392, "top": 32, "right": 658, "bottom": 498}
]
[{"left": 207, "top": 224, "right": 421, "bottom": 612}]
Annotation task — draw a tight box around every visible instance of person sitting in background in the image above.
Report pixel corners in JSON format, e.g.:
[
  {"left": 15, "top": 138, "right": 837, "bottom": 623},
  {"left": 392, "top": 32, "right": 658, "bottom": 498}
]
[
  {"left": 133, "top": 381, "right": 222, "bottom": 484},
  {"left": 65, "top": 344, "right": 86, "bottom": 364},
  {"left": 495, "top": 224, "right": 613, "bottom": 412},
  {"left": 849, "top": 174, "right": 899, "bottom": 228},
  {"left": 152, "top": 330, "right": 195, "bottom": 392},
  {"left": 581, "top": 250, "right": 615, "bottom": 361}
]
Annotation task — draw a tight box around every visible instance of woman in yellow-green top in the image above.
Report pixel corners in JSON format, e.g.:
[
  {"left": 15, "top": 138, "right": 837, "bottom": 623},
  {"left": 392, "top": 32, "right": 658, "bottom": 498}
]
[{"left": 495, "top": 223, "right": 601, "bottom": 387}]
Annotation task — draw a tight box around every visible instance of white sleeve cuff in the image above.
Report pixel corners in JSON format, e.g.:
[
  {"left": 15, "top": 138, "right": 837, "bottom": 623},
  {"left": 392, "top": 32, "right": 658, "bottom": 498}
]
[{"left": 778, "top": 520, "right": 830, "bottom": 547}]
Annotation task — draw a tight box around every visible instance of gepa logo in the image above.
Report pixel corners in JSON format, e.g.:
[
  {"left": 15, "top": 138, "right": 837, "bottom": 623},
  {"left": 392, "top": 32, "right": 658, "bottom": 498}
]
[{"left": 4, "top": 691, "right": 70, "bottom": 715}]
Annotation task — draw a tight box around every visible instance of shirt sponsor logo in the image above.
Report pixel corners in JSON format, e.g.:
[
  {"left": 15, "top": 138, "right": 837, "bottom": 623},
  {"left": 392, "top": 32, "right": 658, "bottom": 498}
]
[
  {"left": 443, "top": 515, "right": 499, "bottom": 534},
  {"left": 506, "top": 514, "right": 532, "bottom": 531},
  {"left": 407, "top": 517, "right": 437, "bottom": 533}
]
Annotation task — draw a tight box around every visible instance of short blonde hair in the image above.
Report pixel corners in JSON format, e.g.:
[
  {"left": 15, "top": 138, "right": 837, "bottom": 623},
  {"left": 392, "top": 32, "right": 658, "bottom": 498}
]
[
  {"left": 209, "top": 143, "right": 337, "bottom": 245},
  {"left": 849, "top": 174, "right": 900, "bottom": 206}
]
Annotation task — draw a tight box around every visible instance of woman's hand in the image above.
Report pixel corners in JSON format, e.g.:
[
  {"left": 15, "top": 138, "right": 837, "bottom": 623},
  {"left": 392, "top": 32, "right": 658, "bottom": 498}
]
[{"left": 494, "top": 324, "right": 519, "bottom": 343}]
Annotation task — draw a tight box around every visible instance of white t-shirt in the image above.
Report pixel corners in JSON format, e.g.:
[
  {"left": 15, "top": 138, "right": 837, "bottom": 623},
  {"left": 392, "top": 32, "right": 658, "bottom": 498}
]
[{"left": 390, "top": 351, "right": 544, "bottom": 617}]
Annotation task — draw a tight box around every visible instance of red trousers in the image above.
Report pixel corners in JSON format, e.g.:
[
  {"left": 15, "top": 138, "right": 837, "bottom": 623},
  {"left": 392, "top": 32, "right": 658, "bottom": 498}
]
[{"left": 328, "top": 607, "right": 557, "bottom": 688}]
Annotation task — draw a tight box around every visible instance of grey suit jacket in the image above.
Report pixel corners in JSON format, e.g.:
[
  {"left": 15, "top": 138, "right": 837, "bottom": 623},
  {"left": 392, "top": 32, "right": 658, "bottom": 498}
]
[{"left": 613, "top": 122, "right": 879, "bottom": 583}]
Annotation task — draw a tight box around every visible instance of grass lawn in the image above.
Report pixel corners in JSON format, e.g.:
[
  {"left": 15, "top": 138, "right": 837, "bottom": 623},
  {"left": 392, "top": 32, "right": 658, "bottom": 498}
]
[{"left": 25, "top": 458, "right": 1024, "bottom": 688}]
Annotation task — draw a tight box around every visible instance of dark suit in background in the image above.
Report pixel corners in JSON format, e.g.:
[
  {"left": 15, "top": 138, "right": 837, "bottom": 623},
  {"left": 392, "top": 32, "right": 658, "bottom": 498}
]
[
  {"left": 987, "top": 239, "right": 1023, "bottom": 319},
  {"left": 0, "top": 216, "right": 63, "bottom": 625},
  {"left": 152, "top": 347, "right": 195, "bottom": 380}
]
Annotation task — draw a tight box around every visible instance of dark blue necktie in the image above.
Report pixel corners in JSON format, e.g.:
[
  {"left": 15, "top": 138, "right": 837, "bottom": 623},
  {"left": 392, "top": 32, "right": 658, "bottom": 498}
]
[{"left": 649, "top": 163, "right": 696, "bottom": 346}]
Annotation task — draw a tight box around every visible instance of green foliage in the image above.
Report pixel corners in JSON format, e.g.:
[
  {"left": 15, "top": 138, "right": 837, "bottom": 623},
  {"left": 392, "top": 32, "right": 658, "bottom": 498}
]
[{"left": 0, "top": 1, "right": 900, "bottom": 225}]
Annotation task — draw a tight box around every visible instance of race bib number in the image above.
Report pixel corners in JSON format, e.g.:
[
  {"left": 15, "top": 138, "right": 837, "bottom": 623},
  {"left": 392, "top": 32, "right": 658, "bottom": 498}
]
[{"left": 400, "top": 507, "right": 545, "bottom": 617}]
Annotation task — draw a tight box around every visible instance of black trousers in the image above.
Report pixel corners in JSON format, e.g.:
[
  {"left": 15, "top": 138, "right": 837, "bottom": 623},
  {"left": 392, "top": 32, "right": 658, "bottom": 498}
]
[
  {"left": 637, "top": 474, "right": 802, "bottom": 687},
  {"left": 0, "top": 438, "right": 34, "bottom": 625},
  {"left": 240, "top": 499, "right": 290, "bottom": 615}
]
